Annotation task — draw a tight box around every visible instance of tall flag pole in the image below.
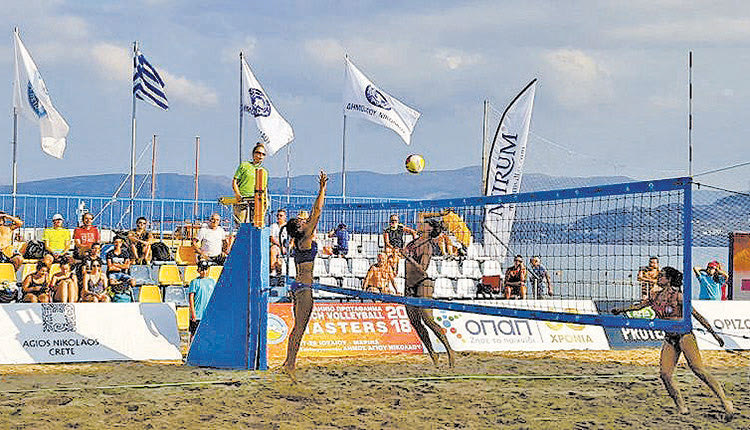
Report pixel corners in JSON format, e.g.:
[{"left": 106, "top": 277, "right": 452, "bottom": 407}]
[
  {"left": 483, "top": 79, "right": 537, "bottom": 260},
  {"left": 342, "top": 56, "right": 421, "bottom": 200},
  {"left": 132, "top": 43, "right": 168, "bottom": 225},
  {"left": 238, "top": 52, "right": 244, "bottom": 165},
  {"left": 688, "top": 51, "right": 693, "bottom": 177},
  {"left": 12, "top": 26, "right": 70, "bottom": 213}
]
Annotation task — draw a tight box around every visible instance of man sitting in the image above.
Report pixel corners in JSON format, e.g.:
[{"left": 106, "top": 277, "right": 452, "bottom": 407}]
[
  {"left": 43, "top": 213, "right": 72, "bottom": 264},
  {"left": 106, "top": 237, "right": 136, "bottom": 302},
  {"left": 128, "top": 217, "right": 154, "bottom": 264},
  {"left": 73, "top": 212, "right": 99, "bottom": 262},
  {"left": 0, "top": 211, "right": 23, "bottom": 270},
  {"left": 192, "top": 213, "right": 230, "bottom": 265},
  {"left": 363, "top": 253, "right": 397, "bottom": 295}
]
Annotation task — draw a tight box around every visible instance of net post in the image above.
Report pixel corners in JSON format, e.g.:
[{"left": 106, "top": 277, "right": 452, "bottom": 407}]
[{"left": 682, "top": 178, "right": 693, "bottom": 332}]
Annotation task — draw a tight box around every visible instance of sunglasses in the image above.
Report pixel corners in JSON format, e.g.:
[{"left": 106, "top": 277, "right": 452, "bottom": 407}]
[{"left": 253, "top": 152, "right": 266, "bottom": 156}]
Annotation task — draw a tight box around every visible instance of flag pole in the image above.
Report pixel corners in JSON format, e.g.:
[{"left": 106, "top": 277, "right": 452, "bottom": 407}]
[
  {"left": 130, "top": 41, "right": 138, "bottom": 227},
  {"left": 151, "top": 134, "right": 157, "bottom": 199},
  {"left": 688, "top": 51, "right": 693, "bottom": 177},
  {"left": 286, "top": 143, "right": 291, "bottom": 204},
  {"left": 481, "top": 99, "right": 489, "bottom": 195},
  {"left": 239, "top": 51, "right": 244, "bottom": 165},
  {"left": 194, "top": 136, "right": 200, "bottom": 219},
  {"left": 341, "top": 114, "right": 347, "bottom": 202},
  {"left": 11, "top": 107, "right": 18, "bottom": 215}
]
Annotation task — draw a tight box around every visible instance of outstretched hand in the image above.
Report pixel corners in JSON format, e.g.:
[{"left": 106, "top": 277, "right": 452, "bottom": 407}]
[{"left": 319, "top": 170, "right": 328, "bottom": 187}]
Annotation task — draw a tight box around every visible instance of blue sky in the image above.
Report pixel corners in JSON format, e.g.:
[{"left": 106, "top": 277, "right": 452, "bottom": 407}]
[{"left": 1, "top": 1, "right": 749, "bottom": 191}]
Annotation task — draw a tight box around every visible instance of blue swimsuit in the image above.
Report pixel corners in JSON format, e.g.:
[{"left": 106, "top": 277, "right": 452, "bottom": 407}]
[{"left": 290, "top": 241, "right": 317, "bottom": 293}]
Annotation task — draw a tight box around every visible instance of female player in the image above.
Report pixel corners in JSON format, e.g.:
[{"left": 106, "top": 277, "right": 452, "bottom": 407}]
[
  {"left": 280, "top": 171, "right": 328, "bottom": 379},
  {"left": 612, "top": 267, "right": 734, "bottom": 418},
  {"left": 402, "top": 218, "right": 456, "bottom": 367}
]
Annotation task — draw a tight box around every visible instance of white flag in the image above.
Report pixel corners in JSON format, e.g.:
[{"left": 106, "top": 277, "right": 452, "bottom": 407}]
[
  {"left": 343, "top": 57, "right": 420, "bottom": 145},
  {"left": 241, "top": 57, "right": 294, "bottom": 155},
  {"left": 483, "top": 79, "right": 537, "bottom": 260},
  {"left": 12, "top": 28, "right": 69, "bottom": 159}
]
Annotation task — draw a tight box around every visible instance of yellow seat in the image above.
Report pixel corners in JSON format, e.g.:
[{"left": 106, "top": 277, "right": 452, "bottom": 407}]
[
  {"left": 158, "top": 265, "right": 183, "bottom": 286},
  {"left": 138, "top": 285, "right": 162, "bottom": 303},
  {"left": 176, "top": 306, "right": 190, "bottom": 331},
  {"left": 208, "top": 265, "right": 223, "bottom": 280},
  {"left": 2, "top": 245, "right": 13, "bottom": 258},
  {"left": 0, "top": 263, "right": 16, "bottom": 282},
  {"left": 175, "top": 245, "right": 197, "bottom": 265},
  {"left": 20, "top": 263, "right": 37, "bottom": 280},
  {"left": 49, "top": 264, "right": 61, "bottom": 277},
  {"left": 183, "top": 265, "right": 199, "bottom": 285}
]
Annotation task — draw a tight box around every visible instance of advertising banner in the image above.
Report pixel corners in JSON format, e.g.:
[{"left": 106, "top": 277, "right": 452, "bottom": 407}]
[
  {"left": 0, "top": 303, "right": 182, "bottom": 364},
  {"left": 267, "top": 303, "right": 423, "bottom": 361},
  {"left": 693, "top": 301, "right": 750, "bottom": 350}
]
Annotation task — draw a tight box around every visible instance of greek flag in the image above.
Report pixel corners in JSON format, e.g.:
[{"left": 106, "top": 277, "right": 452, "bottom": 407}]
[{"left": 133, "top": 51, "right": 168, "bottom": 110}]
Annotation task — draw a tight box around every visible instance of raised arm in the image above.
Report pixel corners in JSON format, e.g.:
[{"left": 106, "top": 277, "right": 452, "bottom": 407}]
[{"left": 303, "top": 171, "right": 328, "bottom": 237}]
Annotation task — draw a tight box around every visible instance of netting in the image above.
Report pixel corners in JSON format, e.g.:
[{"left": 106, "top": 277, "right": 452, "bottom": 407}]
[{"left": 276, "top": 177, "right": 692, "bottom": 332}]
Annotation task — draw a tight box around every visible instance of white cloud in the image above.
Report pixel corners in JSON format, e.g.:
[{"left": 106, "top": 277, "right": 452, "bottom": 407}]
[
  {"left": 610, "top": 17, "right": 750, "bottom": 44},
  {"left": 304, "top": 38, "right": 345, "bottom": 66},
  {"left": 91, "top": 43, "right": 131, "bottom": 81},
  {"left": 541, "top": 49, "right": 613, "bottom": 108},
  {"left": 434, "top": 49, "right": 482, "bottom": 70},
  {"left": 161, "top": 70, "right": 218, "bottom": 107},
  {"left": 220, "top": 36, "right": 257, "bottom": 64}
]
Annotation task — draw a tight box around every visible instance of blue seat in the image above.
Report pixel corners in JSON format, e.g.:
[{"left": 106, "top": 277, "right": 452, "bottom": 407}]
[
  {"left": 163, "top": 285, "right": 188, "bottom": 306},
  {"left": 130, "top": 265, "right": 154, "bottom": 285}
]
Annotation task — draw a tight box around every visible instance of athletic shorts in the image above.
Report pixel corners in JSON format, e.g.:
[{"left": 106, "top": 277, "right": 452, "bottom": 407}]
[
  {"left": 290, "top": 281, "right": 311, "bottom": 294},
  {"left": 189, "top": 319, "right": 200, "bottom": 337},
  {"left": 405, "top": 277, "right": 432, "bottom": 297}
]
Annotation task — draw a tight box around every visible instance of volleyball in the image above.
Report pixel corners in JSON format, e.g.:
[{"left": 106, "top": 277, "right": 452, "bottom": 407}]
[{"left": 405, "top": 154, "right": 425, "bottom": 174}]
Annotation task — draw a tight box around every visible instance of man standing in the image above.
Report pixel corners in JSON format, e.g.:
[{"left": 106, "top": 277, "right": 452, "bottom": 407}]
[
  {"left": 73, "top": 213, "right": 100, "bottom": 262},
  {"left": 232, "top": 142, "right": 268, "bottom": 225},
  {"left": 192, "top": 213, "right": 230, "bottom": 265},
  {"left": 188, "top": 260, "right": 217, "bottom": 341},
  {"left": 269, "top": 209, "right": 287, "bottom": 276},
  {"left": 637, "top": 256, "right": 660, "bottom": 299},
  {"left": 0, "top": 211, "right": 23, "bottom": 270},
  {"left": 43, "top": 213, "right": 72, "bottom": 263},
  {"left": 527, "top": 256, "right": 553, "bottom": 299},
  {"left": 327, "top": 223, "right": 350, "bottom": 256}
]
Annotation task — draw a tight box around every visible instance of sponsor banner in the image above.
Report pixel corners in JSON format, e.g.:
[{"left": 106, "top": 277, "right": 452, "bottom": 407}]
[
  {"left": 267, "top": 303, "right": 423, "bottom": 360},
  {"left": 0, "top": 303, "right": 182, "bottom": 364},
  {"left": 431, "top": 300, "right": 610, "bottom": 351},
  {"left": 605, "top": 327, "right": 665, "bottom": 349},
  {"left": 694, "top": 301, "right": 750, "bottom": 350}
]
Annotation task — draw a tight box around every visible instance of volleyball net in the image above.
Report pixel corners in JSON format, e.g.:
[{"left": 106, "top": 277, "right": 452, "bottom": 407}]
[{"left": 280, "top": 177, "right": 692, "bottom": 333}]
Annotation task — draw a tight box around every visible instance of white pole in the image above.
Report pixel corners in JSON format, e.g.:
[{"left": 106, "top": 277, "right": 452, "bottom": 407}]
[
  {"left": 481, "top": 99, "right": 489, "bottom": 195},
  {"left": 688, "top": 51, "right": 693, "bottom": 177},
  {"left": 130, "top": 41, "right": 138, "bottom": 227},
  {"left": 286, "top": 143, "right": 291, "bottom": 204},
  {"left": 341, "top": 115, "right": 347, "bottom": 202},
  {"left": 239, "top": 52, "right": 244, "bottom": 165},
  {"left": 194, "top": 136, "right": 200, "bottom": 218},
  {"left": 11, "top": 107, "right": 18, "bottom": 215},
  {"left": 151, "top": 134, "right": 157, "bottom": 199}
]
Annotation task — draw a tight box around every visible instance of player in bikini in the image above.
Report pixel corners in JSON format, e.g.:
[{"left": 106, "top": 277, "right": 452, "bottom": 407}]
[
  {"left": 402, "top": 218, "right": 456, "bottom": 368},
  {"left": 280, "top": 171, "right": 327, "bottom": 380},
  {"left": 612, "top": 266, "right": 734, "bottom": 419}
]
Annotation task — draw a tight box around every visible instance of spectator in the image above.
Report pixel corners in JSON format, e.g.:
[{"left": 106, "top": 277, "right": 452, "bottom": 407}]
[
  {"left": 188, "top": 260, "right": 217, "bottom": 341},
  {"left": 504, "top": 255, "right": 527, "bottom": 299},
  {"left": 72, "top": 212, "right": 100, "bottom": 262},
  {"left": 383, "top": 214, "right": 416, "bottom": 252},
  {"left": 232, "top": 142, "right": 268, "bottom": 225},
  {"left": 269, "top": 209, "right": 288, "bottom": 276},
  {"left": 43, "top": 213, "right": 71, "bottom": 263},
  {"left": 21, "top": 262, "right": 52, "bottom": 303},
  {"left": 327, "top": 223, "right": 349, "bottom": 256},
  {"left": 363, "top": 253, "right": 397, "bottom": 295},
  {"left": 128, "top": 217, "right": 154, "bottom": 264},
  {"left": 81, "top": 259, "right": 109, "bottom": 303},
  {"left": 192, "top": 213, "right": 230, "bottom": 265},
  {"left": 693, "top": 261, "right": 727, "bottom": 301},
  {"left": 78, "top": 242, "right": 104, "bottom": 279},
  {"left": 527, "top": 256, "right": 553, "bottom": 298},
  {"left": 50, "top": 261, "right": 78, "bottom": 303},
  {"left": 0, "top": 211, "right": 23, "bottom": 270},
  {"left": 106, "top": 237, "right": 136, "bottom": 302},
  {"left": 637, "top": 256, "right": 660, "bottom": 299}
]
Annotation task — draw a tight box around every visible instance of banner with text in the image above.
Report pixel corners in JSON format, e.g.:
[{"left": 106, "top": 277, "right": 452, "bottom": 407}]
[
  {"left": 267, "top": 302, "right": 423, "bottom": 361},
  {"left": 0, "top": 303, "right": 182, "bottom": 364}
]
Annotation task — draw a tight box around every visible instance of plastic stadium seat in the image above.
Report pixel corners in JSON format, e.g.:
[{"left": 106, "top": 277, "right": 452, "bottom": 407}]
[
  {"left": 351, "top": 258, "right": 370, "bottom": 278},
  {"left": 456, "top": 278, "right": 477, "bottom": 298},
  {"left": 481, "top": 260, "right": 503, "bottom": 277},
  {"left": 20, "top": 263, "right": 36, "bottom": 281},
  {"left": 461, "top": 260, "right": 482, "bottom": 279},
  {"left": 183, "top": 265, "right": 199, "bottom": 285},
  {"left": 175, "top": 246, "right": 197, "bottom": 265},
  {"left": 0, "top": 263, "right": 16, "bottom": 282},
  {"left": 312, "top": 258, "right": 328, "bottom": 277},
  {"left": 138, "top": 285, "right": 162, "bottom": 303},
  {"left": 318, "top": 276, "right": 338, "bottom": 287},
  {"left": 434, "top": 278, "right": 455, "bottom": 299},
  {"left": 49, "top": 264, "right": 61, "bottom": 277},
  {"left": 440, "top": 260, "right": 460, "bottom": 278},
  {"left": 208, "top": 265, "right": 223, "bottom": 280},
  {"left": 158, "top": 265, "right": 183, "bottom": 286},
  {"left": 164, "top": 286, "right": 188, "bottom": 306},
  {"left": 394, "top": 278, "right": 405, "bottom": 295},
  {"left": 467, "top": 243, "right": 482, "bottom": 259},
  {"left": 361, "top": 241, "right": 379, "bottom": 257},
  {"left": 130, "top": 265, "right": 154, "bottom": 285},
  {"left": 328, "top": 258, "right": 350, "bottom": 277},
  {"left": 176, "top": 307, "right": 190, "bottom": 331},
  {"left": 426, "top": 260, "right": 439, "bottom": 278},
  {"left": 397, "top": 259, "right": 405, "bottom": 278},
  {"left": 342, "top": 277, "right": 361, "bottom": 290}
]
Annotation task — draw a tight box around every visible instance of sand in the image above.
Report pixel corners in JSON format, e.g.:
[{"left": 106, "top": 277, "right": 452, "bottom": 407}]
[{"left": 0, "top": 349, "right": 746, "bottom": 429}]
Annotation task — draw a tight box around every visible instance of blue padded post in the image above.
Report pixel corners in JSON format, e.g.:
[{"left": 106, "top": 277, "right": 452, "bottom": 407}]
[{"left": 186, "top": 224, "right": 269, "bottom": 369}]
